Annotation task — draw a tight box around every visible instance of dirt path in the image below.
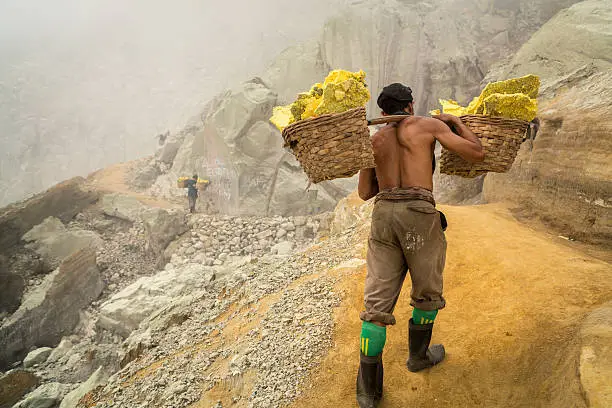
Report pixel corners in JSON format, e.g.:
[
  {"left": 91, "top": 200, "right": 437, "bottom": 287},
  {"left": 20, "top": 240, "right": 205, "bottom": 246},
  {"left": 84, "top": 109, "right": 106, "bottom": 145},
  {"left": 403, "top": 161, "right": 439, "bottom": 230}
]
[
  {"left": 86, "top": 160, "right": 181, "bottom": 209},
  {"left": 292, "top": 203, "right": 612, "bottom": 408}
]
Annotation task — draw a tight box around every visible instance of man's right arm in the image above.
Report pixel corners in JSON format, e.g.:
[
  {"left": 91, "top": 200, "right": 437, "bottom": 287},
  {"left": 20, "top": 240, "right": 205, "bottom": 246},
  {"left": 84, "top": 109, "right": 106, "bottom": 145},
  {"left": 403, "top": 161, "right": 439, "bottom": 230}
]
[
  {"left": 430, "top": 114, "right": 485, "bottom": 163},
  {"left": 358, "top": 168, "right": 379, "bottom": 201}
]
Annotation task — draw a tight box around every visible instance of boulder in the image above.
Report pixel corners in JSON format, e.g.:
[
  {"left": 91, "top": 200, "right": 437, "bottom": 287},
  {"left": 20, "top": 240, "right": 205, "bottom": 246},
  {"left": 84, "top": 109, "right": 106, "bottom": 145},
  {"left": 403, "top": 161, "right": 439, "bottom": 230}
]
[
  {"left": 271, "top": 241, "right": 293, "bottom": 256},
  {"left": 0, "top": 371, "right": 39, "bottom": 408},
  {"left": 141, "top": 208, "right": 188, "bottom": 265},
  {"left": 579, "top": 301, "right": 612, "bottom": 408},
  {"left": 0, "top": 249, "right": 103, "bottom": 369},
  {"left": 58, "top": 367, "right": 105, "bottom": 408},
  {"left": 131, "top": 161, "right": 160, "bottom": 189},
  {"left": 47, "top": 339, "right": 73, "bottom": 364},
  {"left": 97, "top": 263, "right": 215, "bottom": 337},
  {"left": 100, "top": 194, "right": 146, "bottom": 222},
  {"left": 13, "top": 382, "right": 70, "bottom": 408},
  {"left": 155, "top": 132, "right": 188, "bottom": 164},
  {"left": 21, "top": 217, "right": 65, "bottom": 242},
  {"left": 330, "top": 191, "right": 374, "bottom": 235},
  {"left": 23, "top": 348, "right": 53, "bottom": 369},
  {"left": 22, "top": 218, "right": 103, "bottom": 271},
  {"left": 0, "top": 178, "right": 98, "bottom": 253}
]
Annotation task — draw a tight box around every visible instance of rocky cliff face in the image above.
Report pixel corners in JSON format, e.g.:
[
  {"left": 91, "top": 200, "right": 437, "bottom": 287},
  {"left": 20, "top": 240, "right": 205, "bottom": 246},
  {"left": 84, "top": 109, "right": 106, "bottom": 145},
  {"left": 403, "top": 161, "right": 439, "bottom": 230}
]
[
  {"left": 483, "top": 0, "right": 612, "bottom": 246},
  {"left": 151, "top": 0, "right": 580, "bottom": 212}
]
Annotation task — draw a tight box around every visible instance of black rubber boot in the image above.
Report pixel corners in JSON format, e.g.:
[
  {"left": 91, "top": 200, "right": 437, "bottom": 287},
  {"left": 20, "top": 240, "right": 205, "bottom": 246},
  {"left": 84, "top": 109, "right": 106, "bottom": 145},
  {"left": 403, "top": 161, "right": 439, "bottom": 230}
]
[
  {"left": 406, "top": 318, "right": 445, "bottom": 372},
  {"left": 356, "top": 352, "right": 383, "bottom": 407}
]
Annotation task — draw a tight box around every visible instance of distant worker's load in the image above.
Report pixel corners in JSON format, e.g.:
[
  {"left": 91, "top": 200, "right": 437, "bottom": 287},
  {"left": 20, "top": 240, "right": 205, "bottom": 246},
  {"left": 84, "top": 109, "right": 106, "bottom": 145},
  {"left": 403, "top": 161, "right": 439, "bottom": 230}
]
[
  {"left": 177, "top": 177, "right": 189, "bottom": 188},
  {"left": 430, "top": 75, "right": 541, "bottom": 177},
  {"left": 196, "top": 178, "right": 210, "bottom": 190}
]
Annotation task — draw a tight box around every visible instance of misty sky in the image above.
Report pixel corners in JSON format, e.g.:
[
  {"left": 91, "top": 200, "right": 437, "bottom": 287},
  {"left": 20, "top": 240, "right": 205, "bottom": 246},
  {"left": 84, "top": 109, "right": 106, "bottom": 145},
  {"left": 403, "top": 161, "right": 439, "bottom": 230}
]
[{"left": 0, "top": 0, "right": 344, "bottom": 205}]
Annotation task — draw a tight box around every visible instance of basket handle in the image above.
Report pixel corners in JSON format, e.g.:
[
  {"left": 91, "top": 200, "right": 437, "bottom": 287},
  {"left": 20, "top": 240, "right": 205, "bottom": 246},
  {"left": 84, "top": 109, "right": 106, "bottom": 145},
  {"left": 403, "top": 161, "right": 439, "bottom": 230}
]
[{"left": 367, "top": 115, "right": 411, "bottom": 126}]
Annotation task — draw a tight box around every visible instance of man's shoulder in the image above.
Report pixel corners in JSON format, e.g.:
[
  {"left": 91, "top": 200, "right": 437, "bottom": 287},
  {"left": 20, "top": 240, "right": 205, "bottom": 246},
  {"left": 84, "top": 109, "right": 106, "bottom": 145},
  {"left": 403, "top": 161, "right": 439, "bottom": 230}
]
[{"left": 402, "top": 116, "right": 439, "bottom": 127}]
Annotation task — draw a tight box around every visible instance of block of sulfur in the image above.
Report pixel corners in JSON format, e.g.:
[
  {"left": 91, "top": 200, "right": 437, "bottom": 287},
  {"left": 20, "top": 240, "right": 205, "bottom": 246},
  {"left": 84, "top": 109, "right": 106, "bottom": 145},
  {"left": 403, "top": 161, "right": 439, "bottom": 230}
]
[
  {"left": 270, "top": 105, "right": 294, "bottom": 132},
  {"left": 313, "top": 78, "right": 370, "bottom": 116},
  {"left": 436, "top": 99, "right": 467, "bottom": 116},
  {"left": 472, "top": 74, "right": 540, "bottom": 114},
  {"left": 482, "top": 93, "right": 538, "bottom": 121},
  {"left": 269, "top": 69, "right": 370, "bottom": 131}
]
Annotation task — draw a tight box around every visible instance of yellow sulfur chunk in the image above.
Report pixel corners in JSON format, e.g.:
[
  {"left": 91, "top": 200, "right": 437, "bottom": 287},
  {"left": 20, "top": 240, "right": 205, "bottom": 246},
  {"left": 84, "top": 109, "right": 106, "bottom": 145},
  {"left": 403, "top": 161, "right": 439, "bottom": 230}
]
[
  {"left": 472, "top": 74, "right": 540, "bottom": 114},
  {"left": 269, "top": 69, "right": 370, "bottom": 131},
  {"left": 482, "top": 93, "right": 538, "bottom": 121},
  {"left": 270, "top": 105, "right": 294, "bottom": 131},
  {"left": 429, "top": 109, "right": 441, "bottom": 115},
  {"left": 465, "top": 96, "right": 480, "bottom": 114},
  {"left": 323, "top": 69, "right": 366, "bottom": 85},
  {"left": 438, "top": 99, "right": 467, "bottom": 116},
  {"left": 314, "top": 78, "right": 370, "bottom": 116}
]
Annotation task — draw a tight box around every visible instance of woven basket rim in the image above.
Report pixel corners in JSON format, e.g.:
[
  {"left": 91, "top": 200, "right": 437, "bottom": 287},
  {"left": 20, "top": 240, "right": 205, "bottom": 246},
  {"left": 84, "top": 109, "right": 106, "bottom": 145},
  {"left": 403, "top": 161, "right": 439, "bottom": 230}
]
[
  {"left": 459, "top": 114, "right": 530, "bottom": 125},
  {"left": 281, "top": 107, "right": 366, "bottom": 141}
]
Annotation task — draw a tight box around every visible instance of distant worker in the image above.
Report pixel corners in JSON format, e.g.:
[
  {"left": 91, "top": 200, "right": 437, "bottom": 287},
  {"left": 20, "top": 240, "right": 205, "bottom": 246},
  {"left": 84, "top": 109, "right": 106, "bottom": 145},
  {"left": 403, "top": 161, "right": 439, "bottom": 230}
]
[
  {"left": 186, "top": 174, "right": 198, "bottom": 214},
  {"left": 355, "top": 84, "right": 484, "bottom": 407}
]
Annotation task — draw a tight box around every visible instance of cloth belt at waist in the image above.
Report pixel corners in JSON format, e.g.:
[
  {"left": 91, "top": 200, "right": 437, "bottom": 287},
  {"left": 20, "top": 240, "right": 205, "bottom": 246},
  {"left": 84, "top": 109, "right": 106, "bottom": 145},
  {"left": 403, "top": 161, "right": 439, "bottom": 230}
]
[{"left": 374, "top": 187, "right": 436, "bottom": 206}]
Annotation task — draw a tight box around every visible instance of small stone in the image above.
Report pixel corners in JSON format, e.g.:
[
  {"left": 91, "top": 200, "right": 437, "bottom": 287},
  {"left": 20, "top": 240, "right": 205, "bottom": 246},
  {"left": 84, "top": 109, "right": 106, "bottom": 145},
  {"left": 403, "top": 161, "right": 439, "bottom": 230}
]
[{"left": 23, "top": 347, "right": 53, "bottom": 368}]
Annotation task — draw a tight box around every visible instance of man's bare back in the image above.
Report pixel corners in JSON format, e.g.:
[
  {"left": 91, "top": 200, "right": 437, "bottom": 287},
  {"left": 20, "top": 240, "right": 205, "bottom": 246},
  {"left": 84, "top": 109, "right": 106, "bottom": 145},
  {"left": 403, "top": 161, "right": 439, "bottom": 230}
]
[
  {"left": 359, "top": 113, "right": 485, "bottom": 201},
  {"left": 372, "top": 116, "right": 437, "bottom": 191}
]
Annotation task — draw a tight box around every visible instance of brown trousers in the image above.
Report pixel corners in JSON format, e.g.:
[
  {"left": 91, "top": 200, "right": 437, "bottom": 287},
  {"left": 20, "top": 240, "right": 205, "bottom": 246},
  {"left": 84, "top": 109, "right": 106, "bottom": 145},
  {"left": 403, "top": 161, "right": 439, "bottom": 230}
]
[{"left": 360, "top": 188, "right": 447, "bottom": 325}]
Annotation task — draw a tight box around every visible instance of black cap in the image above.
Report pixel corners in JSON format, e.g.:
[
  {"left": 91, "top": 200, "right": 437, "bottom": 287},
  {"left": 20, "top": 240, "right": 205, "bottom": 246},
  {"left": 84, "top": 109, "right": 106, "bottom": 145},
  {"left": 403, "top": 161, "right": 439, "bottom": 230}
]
[{"left": 378, "top": 83, "right": 413, "bottom": 103}]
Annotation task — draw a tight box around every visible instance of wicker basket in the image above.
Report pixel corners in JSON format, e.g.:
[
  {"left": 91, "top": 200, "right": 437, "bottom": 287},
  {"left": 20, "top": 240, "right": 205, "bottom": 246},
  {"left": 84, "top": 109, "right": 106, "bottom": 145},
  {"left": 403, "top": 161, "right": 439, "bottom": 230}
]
[
  {"left": 440, "top": 115, "right": 529, "bottom": 178},
  {"left": 282, "top": 107, "right": 375, "bottom": 183},
  {"left": 177, "top": 179, "right": 188, "bottom": 188}
]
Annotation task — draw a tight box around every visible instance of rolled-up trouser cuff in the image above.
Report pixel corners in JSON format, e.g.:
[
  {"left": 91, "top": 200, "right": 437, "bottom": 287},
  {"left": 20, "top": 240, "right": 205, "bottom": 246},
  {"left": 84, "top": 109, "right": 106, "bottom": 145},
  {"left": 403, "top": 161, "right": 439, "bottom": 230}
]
[
  {"left": 359, "top": 311, "right": 397, "bottom": 326},
  {"left": 410, "top": 298, "right": 446, "bottom": 312}
]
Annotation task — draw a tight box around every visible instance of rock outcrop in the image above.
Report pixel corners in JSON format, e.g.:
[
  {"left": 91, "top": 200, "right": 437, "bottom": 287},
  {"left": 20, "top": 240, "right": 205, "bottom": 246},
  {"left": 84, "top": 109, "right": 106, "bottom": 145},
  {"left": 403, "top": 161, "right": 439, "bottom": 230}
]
[
  {"left": 0, "top": 178, "right": 98, "bottom": 253},
  {"left": 141, "top": 208, "right": 188, "bottom": 266},
  {"left": 483, "top": 0, "right": 612, "bottom": 245},
  {"left": 97, "top": 263, "right": 215, "bottom": 338},
  {"left": 22, "top": 217, "right": 103, "bottom": 272},
  {"left": 12, "top": 382, "right": 70, "bottom": 408},
  {"left": 0, "top": 249, "right": 104, "bottom": 369}
]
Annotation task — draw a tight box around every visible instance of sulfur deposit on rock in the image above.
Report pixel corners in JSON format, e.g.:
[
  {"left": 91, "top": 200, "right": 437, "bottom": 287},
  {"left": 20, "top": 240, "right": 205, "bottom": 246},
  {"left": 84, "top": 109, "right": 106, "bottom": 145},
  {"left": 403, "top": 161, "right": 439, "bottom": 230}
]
[{"left": 269, "top": 69, "right": 370, "bottom": 131}]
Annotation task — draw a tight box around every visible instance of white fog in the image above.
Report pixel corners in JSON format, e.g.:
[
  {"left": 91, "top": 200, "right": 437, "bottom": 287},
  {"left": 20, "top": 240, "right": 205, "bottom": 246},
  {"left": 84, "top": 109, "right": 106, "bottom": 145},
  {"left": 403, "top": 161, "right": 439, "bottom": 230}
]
[{"left": 0, "top": 0, "right": 343, "bottom": 206}]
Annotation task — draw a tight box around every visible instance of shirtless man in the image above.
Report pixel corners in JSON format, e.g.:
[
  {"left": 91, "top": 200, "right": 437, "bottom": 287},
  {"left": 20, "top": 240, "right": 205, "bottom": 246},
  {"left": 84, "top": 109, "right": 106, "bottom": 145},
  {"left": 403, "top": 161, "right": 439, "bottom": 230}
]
[{"left": 356, "top": 83, "right": 484, "bottom": 407}]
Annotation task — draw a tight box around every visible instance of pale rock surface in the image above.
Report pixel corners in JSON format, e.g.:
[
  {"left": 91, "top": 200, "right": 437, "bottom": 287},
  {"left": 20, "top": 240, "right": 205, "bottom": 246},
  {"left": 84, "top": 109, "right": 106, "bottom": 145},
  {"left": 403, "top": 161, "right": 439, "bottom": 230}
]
[
  {"left": 271, "top": 241, "right": 293, "bottom": 256},
  {"left": 330, "top": 191, "right": 374, "bottom": 235},
  {"left": 97, "top": 263, "right": 215, "bottom": 337},
  {"left": 22, "top": 217, "right": 102, "bottom": 271},
  {"left": 141, "top": 208, "right": 188, "bottom": 265},
  {"left": 23, "top": 348, "right": 53, "bottom": 368},
  {"left": 13, "top": 382, "right": 71, "bottom": 408},
  {"left": 0, "top": 249, "right": 103, "bottom": 368},
  {"left": 58, "top": 367, "right": 105, "bottom": 408},
  {"left": 100, "top": 194, "right": 146, "bottom": 222}
]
